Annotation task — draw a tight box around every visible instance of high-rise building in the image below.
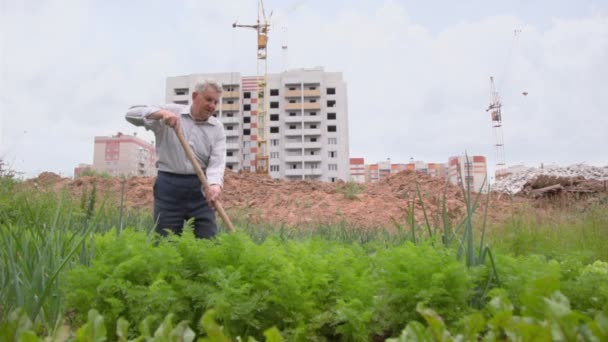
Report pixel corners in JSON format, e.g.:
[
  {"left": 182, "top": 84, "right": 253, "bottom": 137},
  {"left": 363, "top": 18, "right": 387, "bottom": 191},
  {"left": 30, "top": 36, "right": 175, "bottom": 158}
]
[
  {"left": 166, "top": 68, "right": 350, "bottom": 182},
  {"left": 448, "top": 155, "right": 488, "bottom": 192},
  {"left": 92, "top": 132, "right": 156, "bottom": 177}
]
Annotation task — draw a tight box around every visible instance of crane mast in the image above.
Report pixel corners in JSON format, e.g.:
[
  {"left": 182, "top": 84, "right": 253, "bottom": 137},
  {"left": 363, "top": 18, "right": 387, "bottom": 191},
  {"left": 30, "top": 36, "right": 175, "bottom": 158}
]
[
  {"left": 233, "top": 0, "right": 270, "bottom": 173},
  {"left": 486, "top": 76, "right": 507, "bottom": 179}
]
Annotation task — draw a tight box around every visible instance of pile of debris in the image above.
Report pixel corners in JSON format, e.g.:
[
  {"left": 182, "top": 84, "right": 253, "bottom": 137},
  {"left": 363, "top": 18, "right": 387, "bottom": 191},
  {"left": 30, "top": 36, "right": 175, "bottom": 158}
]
[
  {"left": 21, "top": 169, "right": 519, "bottom": 229},
  {"left": 493, "top": 164, "right": 608, "bottom": 197}
]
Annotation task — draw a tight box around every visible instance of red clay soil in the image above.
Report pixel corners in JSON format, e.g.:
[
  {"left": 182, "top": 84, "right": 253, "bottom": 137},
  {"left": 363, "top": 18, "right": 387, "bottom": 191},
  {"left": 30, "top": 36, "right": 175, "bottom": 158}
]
[{"left": 24, "top": 170, "right": 531, "bottom": 230}]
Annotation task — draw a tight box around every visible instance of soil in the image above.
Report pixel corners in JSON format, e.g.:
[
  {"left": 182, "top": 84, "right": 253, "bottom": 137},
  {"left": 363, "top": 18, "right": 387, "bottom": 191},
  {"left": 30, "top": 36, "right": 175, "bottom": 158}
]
[{"left": 23, "top": 170, "right": 606, "bottom": 230}]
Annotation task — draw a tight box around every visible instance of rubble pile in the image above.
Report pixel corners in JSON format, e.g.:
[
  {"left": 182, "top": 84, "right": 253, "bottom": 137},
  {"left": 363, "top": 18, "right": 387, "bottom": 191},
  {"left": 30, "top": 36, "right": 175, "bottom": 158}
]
[
  {"left": 493, "top": 164, "right": 608, "bottom": 195},
  {"left": 20, "top": 170, "right": 520, "bottom": 229}
]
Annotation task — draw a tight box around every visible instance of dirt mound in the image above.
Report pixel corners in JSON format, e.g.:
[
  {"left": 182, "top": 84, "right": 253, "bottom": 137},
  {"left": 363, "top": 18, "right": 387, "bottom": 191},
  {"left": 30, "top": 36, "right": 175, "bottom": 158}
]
[{"left": 21, "top": 169, "right": 527, "bottom": 229}]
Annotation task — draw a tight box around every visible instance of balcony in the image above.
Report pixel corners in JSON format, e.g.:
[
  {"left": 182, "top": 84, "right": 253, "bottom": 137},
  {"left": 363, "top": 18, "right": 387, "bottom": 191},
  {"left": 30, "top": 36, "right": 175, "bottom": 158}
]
[
  {"left": 285, "top": 102, "right": 321, "bottom": 111},
  {"left": 284, "top": 90, "right": 301, "bottom": 98},
  {"left": 221, "top": 116, "right": 240, "bottom": 124},
  {"left": 302, "top": 142, "right": 322, "bottom": 149},
  {"left": 173, "top": 94, "right": 189, "bottom": 103},
  {"left": 303, "top": 116, "right": 322, "bottom": 123},
  {"left": 284, "top": 89, "right": 321, "bottom": 98},
  {"left": 225, "top": 130, "right": 240, "bottom": 137},
  {"left": 221, "top": 103, "right": 239, "bottom": 112},
  {"left": 222, "top": 91, "right": 239, "bottom": 99},
  {"left": 303, "top": 168, "right": 323, "bottom": 176},
  {"left": 303, "top": 128, "right": 321, "bottom": 136},
  {"left": 285, "top": 155, "right": 303, "bottom": 162},
  {"left": 284, "top": 129, "right": 303, "bottom": 136},
  {"left": 302, "top": 155, "right": 322, "bottom": 162},
  {"left": 284, "top": 115, "right": 302, "bottom": 123},
  {"left": 226, "top": 142, "right": 240, "bottom": 150},
  {"left": 284, "top": 168, "right": 304, "bottom": 176},
  {"left": 303, "top": 89, "right": 321, "bottom": 97},
  {"left": 285, "top": 142, "right": 303, "bottom": 149},
  {"left": 226, "top": 156, "right": 239, "bottom": 163}
]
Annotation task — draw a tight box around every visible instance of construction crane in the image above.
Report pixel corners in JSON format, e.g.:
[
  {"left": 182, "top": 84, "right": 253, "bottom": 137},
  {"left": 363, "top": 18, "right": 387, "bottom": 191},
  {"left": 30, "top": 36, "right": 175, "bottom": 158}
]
[
  {"left": 233, "top": 0, "right": 271, "bottom": 173},
  {"left": 486, "top": 76, "right": 507, "bottom": 179}
]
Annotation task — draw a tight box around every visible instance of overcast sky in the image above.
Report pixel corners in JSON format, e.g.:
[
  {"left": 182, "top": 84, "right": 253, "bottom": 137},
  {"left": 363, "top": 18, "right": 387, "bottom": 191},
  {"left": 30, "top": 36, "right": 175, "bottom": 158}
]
[{"left": 1, "top": 0, "right": 607, "bottom": 179}]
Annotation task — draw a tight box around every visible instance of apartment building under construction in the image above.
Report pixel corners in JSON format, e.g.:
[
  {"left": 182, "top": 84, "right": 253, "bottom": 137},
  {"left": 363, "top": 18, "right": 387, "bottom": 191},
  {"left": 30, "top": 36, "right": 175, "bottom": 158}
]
[{"left": 166, "top": 67, "right": 350, "bottom": 182}]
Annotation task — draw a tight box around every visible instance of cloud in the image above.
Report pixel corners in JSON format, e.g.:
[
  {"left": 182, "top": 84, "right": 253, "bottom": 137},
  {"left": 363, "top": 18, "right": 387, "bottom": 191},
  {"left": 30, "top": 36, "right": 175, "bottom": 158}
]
[{"left": 1, "top": 0, "right": 606, "bottom": 178}]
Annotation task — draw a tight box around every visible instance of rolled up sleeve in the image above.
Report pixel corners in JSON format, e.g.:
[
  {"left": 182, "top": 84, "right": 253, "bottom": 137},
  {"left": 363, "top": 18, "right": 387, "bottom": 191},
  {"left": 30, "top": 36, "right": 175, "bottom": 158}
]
[
  {"left": 125, "top": 105, "right": 162, "bottom": 131},
  {"left": 206, "top": 126, "right": 226, "bottom": 187}
]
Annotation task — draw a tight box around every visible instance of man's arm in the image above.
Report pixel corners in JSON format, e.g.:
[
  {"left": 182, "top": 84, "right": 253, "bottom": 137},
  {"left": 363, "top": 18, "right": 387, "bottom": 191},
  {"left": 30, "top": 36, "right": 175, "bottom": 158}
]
[
  {"left": 125, "top": 105, "right": 181, "bottom": 130},
  {"left": 205, "top": 125, "right": 227, "bottom": 203}
]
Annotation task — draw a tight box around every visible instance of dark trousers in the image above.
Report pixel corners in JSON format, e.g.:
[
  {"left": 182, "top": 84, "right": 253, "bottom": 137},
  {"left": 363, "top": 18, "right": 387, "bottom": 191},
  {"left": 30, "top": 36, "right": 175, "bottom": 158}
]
[{"left": 153, "top": 171, "right": 217, "bottom": 239}]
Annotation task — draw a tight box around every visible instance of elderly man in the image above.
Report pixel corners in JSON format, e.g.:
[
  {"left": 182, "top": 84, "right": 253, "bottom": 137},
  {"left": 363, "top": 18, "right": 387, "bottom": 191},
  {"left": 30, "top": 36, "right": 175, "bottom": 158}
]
[{"left": 126, "top": 79, "right": 226, "bottom": 238}]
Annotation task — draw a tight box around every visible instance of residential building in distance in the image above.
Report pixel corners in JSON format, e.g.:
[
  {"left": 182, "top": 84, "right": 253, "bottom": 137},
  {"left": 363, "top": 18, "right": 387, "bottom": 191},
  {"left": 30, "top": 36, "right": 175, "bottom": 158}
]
[
  {"left": 356, "top": 159, "right": 449, "bottom": 183},
  {"left": 448, "top": 155, "right": 488, "bottom": 192},
  {"left": 166, "top": 67, "right": 350, "bottom": 182},
  {"left": 349, "top": 158, "right": 365, "bottom": 183},
  {"left": 92, "top": 132, "right": 156, "bottom": 177}
]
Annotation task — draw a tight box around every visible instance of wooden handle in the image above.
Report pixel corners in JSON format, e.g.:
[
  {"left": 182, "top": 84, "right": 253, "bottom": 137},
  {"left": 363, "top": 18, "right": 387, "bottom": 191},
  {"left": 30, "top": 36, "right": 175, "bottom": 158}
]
[{"left": 173, "top": 126, "right": 235, "bottom": 233}]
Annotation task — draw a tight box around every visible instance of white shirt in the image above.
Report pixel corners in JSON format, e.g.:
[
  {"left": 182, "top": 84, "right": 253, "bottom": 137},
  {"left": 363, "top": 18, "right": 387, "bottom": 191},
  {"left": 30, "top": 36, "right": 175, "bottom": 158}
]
[{"left": 125, "top": 103, "right": 226, "bottom": 187}]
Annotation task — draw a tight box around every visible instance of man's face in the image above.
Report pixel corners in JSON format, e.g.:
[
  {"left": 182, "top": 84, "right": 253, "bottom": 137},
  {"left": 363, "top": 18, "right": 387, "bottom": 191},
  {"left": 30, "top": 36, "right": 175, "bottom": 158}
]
[{"left": 191, "top": 87, "right": 219, "bottom": 121}]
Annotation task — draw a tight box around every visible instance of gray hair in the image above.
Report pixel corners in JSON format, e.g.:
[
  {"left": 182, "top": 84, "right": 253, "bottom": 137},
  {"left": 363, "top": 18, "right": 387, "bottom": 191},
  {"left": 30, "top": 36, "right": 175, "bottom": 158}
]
[{"left": 194, "top": 79, "right": 222, "bottom": 94}]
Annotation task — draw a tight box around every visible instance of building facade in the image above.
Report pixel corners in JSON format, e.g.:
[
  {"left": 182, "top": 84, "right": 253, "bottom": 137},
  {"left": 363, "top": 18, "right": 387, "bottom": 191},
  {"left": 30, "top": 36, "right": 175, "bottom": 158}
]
[
  {"left": 92, "top": 133, "right": 156, "bottom": 177},
  {"left": 448, "top": 155, "right": 488, "bottom": 192},
  {"left": 166, "top": 68, "right": 350, "bottom": 182},
  {"left": 349, "top": 158, "right": 365, "bottom": 183}
]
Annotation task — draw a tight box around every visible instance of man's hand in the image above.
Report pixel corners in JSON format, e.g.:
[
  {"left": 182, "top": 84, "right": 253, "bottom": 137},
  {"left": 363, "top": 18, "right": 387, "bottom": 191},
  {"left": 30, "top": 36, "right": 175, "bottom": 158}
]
[
  {"left": 207, "top": 184, "right": 222, "bottom": 205},
  {"left": 154, "top": 109, "right": 180, "bottom": 129}
]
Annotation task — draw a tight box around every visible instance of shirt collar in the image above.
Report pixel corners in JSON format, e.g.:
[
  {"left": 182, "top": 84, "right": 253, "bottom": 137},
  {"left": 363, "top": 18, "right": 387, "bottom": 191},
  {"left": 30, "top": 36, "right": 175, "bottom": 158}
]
[{"left": 180, "top": 110, "right": 218, "bottom": 126}]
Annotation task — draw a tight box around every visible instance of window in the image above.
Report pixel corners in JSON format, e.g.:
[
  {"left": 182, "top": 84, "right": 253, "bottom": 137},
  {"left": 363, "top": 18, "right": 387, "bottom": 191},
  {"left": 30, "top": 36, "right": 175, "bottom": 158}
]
[
  {"left": 310, "top": 99, "right": 317, "bottom": 103},
  {"left": 270, "top": 89, "right": 279, "bottom": 96},
  {"left": 289, "top": 100, "right": 296, "bottom": 103},
  {"left": 270, "top": 127, "right": 279, "bottom": 133},
  {"left": 289, "top": 87, "right": 296, "bottom": 91},
  {"left": 326, "top": 88, "right": 336, "bottom": 95},
  {"left": 270, "top": 165, "right": 280, "bottom": 172},
  {"left": 329, "top": 151, "right": 336, "bottom": 158},
  {"left": 310, "top": 138, "right": 317, "bottom": 142},
  {"left": 309, "top": 112, "right": 317, "bottom": 116},
  {"left": 227, "top": 151, "right": 233, "bottom": 156},
  {"left": 243, "top": 129, "right": 251, "bottom": 135},
  {"left": 227, "top": 100, "right": 234, "bottom": 104},
  {"left": 309, "top": 86, "right": 316, "bottom": 90},
  {"left": 174, "top": 100, "right": 188, "bottom": 105},
  {"left": 270, "top": 152, "right": 279, "bottom": 159},
  {"left": 244, "top": 92, "right": 251, "bottom": 99},
  {"left": 270, "top": 114, "right": 279, "bottom": 121},
  {"left": 244, "top": 104, "right": 251, "bottom": 111},
  {"left": 310, "top": 124, "right": 317, "bottom": 129},
  {"left": 330, "top": 177, "right": 337, "bottom": 182},
  {"left": 328, "top": 125, "right": 337, "bottom": 132},
  {"left": 226, "top": 113, "right": 234, "bottom": 117},
  {"left": 328, "top": 137, "right": 337, "bottom": 144},
  {"left": 271, "top": 139, "right": 279, "bottom": 146},
  {"left": 328, "top": 164, "right": 338, "bottom": 171},
  {"left": 226, "top": 126, "right": 233, "bottom": 130},
  {"left": 327, "top": 100, "right": 336, "bottom": 107},
  {"left": 244, "top": 116, "right": 251, "bottom": 123},
  {"left": 270, "top": 102, "right": 279, "bottom": 108},
  {"left": 174, "top": 88, "right": 189, "bottom": 95},
  {"left": 327, "top": 113, "right": 336, "bottom": 120},
  {"left": 289, "top": 125, "right": 296, "bottom": 129},
  {"left": 289, "top": 112, "right": 297, "bottom": 116}
]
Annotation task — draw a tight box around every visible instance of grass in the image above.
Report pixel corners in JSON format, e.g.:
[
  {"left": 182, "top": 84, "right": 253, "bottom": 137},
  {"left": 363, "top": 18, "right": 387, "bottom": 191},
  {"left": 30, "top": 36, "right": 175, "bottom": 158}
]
[
  {"left": 488, "top": 203, "right": 608, "bottom": 262},
  {"left": 1, "top": 173, "right": 608, "bottom": 337}
]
